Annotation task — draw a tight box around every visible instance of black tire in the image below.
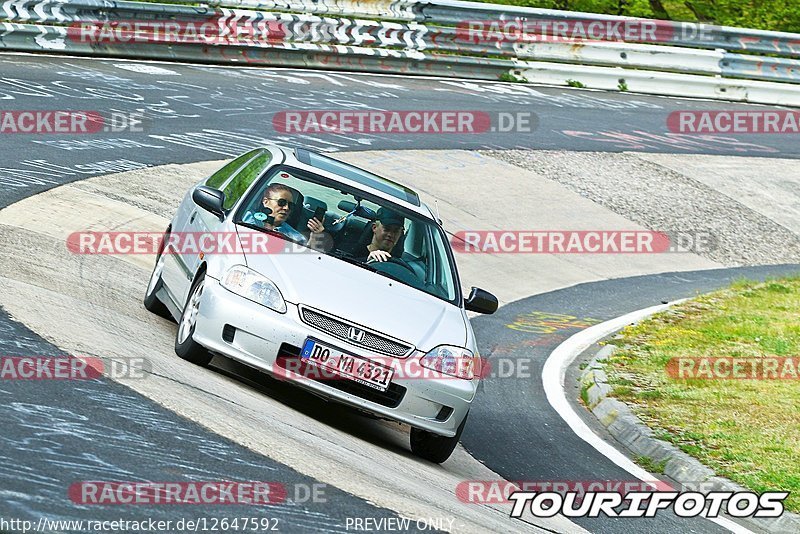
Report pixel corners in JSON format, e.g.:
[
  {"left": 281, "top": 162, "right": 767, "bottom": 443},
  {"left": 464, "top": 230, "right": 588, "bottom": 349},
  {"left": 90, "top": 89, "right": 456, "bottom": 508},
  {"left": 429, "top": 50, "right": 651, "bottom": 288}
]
[
  {"left": 174, "top": 272, "right": 213, "bottom": 366},
  {"left": 143, "top": 229, "right": 172, "bottom": 319},
  {"left": 410, "top": 413, "right": 468, "bottom": 464}
]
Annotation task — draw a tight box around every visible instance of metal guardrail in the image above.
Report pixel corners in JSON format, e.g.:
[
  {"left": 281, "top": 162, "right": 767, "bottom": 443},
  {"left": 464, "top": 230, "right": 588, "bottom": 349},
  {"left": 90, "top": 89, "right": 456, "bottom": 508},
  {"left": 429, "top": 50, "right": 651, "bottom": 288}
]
[
  {"left": 1, "top": 0, "right": 799, "bottom": 106},
  {"left": 418, "top": 0, "right": 800, "bottom": 57},
  {"left": 185, "top": 0, "right": 800, "bottom": 58},
  {"left": 191, "top": 0, "right": 417, "bottom": 20},
  {"left": 0, "top": 20, "right": 508, "bottom": 78}
]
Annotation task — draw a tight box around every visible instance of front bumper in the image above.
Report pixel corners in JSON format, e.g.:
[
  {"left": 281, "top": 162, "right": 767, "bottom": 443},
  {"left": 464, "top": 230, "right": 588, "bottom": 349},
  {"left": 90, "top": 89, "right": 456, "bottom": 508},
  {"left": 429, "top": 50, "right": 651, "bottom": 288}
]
[{"left": 192, "top": 278, "right": 475, "bottom": 437}]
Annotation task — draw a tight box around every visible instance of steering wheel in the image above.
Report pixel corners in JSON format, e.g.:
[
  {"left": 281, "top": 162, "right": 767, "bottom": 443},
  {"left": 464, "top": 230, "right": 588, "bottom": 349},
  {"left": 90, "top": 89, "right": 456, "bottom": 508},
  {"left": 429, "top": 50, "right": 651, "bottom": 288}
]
[
  {"left": 369, "top": 257, "right": 425, "bottom": 288},
  {"left": 369, "top": 257, "right": 416, "bottom": 274}
]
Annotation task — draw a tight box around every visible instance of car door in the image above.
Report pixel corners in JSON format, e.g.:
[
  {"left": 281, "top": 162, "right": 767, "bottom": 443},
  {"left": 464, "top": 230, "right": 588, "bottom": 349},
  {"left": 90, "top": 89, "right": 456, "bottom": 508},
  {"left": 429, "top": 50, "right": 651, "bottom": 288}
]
[
  {"left": 177, "top": 150, "right": 274, "bottom": 306},
  {"left": 161, "top": 150, "right": 261, "bottom": 308}
]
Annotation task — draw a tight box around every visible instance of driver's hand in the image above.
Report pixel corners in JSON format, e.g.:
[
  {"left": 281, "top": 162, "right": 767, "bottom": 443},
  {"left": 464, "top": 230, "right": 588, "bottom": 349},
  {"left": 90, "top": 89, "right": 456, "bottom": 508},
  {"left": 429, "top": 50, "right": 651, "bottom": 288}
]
[
  {"left": 307, "top": 217, "right": 324, "bottom": 234},
  {"left": 366, "top": 250, "right": 392, "bottom": 263}
]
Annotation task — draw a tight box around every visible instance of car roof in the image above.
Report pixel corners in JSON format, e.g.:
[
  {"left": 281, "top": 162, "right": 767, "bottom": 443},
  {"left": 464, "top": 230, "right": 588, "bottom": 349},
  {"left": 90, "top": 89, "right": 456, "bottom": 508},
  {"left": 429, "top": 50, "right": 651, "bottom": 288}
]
[{"left": 272, "top": 146, "right": 434, "bottom": 220}]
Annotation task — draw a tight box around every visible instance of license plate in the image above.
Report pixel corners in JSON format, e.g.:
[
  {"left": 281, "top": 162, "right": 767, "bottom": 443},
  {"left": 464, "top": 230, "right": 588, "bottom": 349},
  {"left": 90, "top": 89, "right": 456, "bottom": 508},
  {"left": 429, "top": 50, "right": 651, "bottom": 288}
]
[{"left": 301, "top": 338, "right": 394, "bottom": 392}]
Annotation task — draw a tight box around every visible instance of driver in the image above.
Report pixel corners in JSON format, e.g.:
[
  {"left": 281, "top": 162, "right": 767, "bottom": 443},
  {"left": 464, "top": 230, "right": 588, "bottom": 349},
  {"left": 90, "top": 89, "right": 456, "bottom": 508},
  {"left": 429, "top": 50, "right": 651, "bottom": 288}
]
[
  {"left": 243, "top": 183, "right": 325, "bottom": 245},
  {"left": 355, "top": 207, "right": 405, "bottom": 263}
]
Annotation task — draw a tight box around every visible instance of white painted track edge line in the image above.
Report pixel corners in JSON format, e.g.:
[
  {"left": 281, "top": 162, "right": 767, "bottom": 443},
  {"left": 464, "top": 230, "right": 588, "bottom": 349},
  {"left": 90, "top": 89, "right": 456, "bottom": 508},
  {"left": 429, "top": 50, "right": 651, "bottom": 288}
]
[{"left": 541, "top": 301, "right": 754, "bottom": 534}]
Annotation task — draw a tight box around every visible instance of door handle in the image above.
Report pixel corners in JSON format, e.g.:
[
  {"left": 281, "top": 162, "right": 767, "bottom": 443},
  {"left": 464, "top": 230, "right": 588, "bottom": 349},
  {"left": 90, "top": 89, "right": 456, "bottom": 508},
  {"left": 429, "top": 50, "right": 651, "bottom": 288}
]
[{"left": 189, "top": 211, "right": 197, "bottom": 224}]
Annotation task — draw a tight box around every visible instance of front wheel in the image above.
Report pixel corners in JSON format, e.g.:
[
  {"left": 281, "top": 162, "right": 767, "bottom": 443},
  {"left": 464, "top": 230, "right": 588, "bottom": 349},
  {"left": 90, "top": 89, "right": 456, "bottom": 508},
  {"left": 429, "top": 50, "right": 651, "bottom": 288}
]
[
  {"left": 410, "top": 413, "right": 468, "bottom": 464},
  {"left": 175, "top": 272, "right": 213, "bottom": 366}
]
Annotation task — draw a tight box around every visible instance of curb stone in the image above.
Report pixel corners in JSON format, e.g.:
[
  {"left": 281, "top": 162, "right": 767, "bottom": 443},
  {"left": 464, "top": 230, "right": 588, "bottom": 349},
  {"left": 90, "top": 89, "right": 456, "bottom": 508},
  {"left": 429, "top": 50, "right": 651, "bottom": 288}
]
[{"left": 579, "top": 343, "right": 800, "bottom": 534}]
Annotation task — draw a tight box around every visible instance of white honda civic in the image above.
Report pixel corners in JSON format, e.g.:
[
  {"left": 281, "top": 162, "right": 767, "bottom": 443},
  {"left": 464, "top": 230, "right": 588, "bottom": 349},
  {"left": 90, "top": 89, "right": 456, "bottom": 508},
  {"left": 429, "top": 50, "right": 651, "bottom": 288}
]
[{"left": 144, "top": 145, "right": 497, "bottom": 463}]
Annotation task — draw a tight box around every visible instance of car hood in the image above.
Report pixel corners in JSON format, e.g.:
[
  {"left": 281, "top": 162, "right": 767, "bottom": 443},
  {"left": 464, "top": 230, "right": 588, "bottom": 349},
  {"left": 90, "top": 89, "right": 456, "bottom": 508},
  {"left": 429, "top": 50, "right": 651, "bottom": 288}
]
[{"left": 237, "top": 229, "right": 466, "bottom": 351}]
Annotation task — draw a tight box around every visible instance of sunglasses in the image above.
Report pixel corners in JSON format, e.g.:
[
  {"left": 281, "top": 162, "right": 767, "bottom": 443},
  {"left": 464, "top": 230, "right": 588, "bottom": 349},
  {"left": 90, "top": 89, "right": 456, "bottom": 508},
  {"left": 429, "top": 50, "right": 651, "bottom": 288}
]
[{"left": 267, "top": 197, "right": 295, "bottom": 209}]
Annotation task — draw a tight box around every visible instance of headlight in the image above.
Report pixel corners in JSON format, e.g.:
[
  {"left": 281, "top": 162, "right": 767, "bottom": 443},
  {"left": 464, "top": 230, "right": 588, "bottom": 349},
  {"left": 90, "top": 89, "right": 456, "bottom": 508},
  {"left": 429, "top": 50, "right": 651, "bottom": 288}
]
[
  {"left": 419, "top": 345, "right": 476, "bottom": 380},
  {"left": 221, "top": 265, "right": 287, "bottom": 313}
]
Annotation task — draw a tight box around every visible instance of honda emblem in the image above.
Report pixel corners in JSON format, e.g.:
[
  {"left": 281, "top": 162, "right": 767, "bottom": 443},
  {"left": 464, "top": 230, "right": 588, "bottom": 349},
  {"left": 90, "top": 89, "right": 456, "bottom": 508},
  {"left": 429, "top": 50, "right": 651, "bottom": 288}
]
[{"left": 347, "top": 327, "right": 365, "bottom": 343}]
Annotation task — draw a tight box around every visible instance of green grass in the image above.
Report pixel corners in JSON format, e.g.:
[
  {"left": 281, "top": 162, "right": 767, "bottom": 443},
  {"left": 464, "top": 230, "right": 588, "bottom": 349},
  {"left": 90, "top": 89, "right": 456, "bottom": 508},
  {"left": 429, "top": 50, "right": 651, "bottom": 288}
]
[
  {"left": 499, "top": 72, "right": 529, "bottom": 83},
  {"left": 605, "top": 276, "right": 800, "bottom": 512},
  {"left": 579, "top": 382, "right": 590, "bottom": 406},
  {"left": 635, "top": 455, "right": 668, "bottom": 474}
]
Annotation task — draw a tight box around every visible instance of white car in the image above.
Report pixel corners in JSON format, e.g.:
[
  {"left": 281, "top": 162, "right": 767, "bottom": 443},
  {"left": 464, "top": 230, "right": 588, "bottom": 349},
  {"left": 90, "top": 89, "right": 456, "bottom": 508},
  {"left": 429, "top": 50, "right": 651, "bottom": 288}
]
[{"left": 144, "top": 146, "right": 497, "bottom": 462}]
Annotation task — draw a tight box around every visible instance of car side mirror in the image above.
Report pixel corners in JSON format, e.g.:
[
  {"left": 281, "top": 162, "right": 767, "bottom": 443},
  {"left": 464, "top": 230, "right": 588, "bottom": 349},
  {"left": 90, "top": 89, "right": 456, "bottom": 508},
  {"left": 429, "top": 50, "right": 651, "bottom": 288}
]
[
  {"left": 193, "top": 186, "right": 225, "bottom": 220},
  {"left": 464, "top": 287, "right": 498, "bottom": 314}
]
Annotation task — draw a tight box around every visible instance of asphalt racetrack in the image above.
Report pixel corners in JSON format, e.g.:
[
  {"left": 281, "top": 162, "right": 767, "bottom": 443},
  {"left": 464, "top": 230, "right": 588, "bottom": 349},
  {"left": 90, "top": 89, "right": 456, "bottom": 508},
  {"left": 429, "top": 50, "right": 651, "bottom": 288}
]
[
  {"left": 3, "top": 53, "right": 799, "bottom": 209},
  {"left": 1, "top": 52, "right": 798, "bottom": 534}
]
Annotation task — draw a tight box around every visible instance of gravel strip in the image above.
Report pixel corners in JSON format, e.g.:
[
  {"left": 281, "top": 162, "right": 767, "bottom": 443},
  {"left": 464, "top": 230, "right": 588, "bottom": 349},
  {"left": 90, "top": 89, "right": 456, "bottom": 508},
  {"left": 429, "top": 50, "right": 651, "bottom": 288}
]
[{"left": 482, "top": 150, "right": 800, "bottom": 266}]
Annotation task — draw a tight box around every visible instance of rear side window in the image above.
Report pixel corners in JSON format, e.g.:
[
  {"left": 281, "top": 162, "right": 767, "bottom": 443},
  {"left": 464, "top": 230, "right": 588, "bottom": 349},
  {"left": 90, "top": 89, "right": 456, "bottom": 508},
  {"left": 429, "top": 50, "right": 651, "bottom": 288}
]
[
  {"left": 205, "top": 149, "right": 260, "bottom": 189},
  {"left": 222, "top": 151, "right": 272, "bottom": 210}
]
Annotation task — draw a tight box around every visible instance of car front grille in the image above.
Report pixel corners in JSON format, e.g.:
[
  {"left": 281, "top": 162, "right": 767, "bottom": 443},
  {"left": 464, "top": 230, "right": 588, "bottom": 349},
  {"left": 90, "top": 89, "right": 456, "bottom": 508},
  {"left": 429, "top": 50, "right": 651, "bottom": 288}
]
[{"left": 299, "top": 306, "right": 413, "bottom": 357}]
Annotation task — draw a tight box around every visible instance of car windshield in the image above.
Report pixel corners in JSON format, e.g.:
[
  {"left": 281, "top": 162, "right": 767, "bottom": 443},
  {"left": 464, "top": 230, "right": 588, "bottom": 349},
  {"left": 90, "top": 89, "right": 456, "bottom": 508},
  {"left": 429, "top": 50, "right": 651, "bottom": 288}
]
[{"left": 234, "top": 165, "right": 459, "bottom": 304}]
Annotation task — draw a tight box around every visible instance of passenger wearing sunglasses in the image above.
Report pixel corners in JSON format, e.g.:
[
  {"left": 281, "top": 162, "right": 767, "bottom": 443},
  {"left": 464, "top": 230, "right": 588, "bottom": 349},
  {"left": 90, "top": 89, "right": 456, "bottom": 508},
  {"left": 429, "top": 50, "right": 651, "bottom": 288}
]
[{"left": 243, "top": 183, "right": 325, "bottom": 245}]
